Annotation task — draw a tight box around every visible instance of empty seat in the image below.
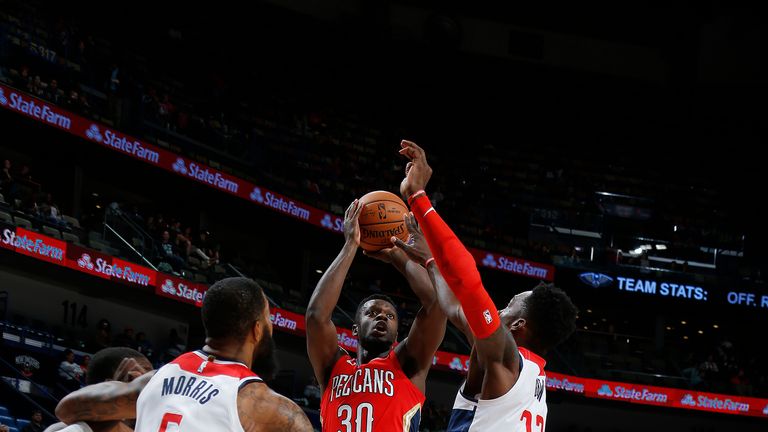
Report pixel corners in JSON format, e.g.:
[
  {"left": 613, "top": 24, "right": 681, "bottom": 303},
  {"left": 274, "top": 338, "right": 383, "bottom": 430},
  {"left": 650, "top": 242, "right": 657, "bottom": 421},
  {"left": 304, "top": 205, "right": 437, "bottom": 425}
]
[
  {"left": 0, "top": 211, "right": 12, "bottom": 224},
  {"left": 42, "top": 226, "right": 62, "bottom": 239},
  {"left": 187, "top": 256, "right": 202, "bottom": 268},
  {"left": 0, "top": 406, "right": 9, "bottom": 416},
  {"left": 61, "top": 215, "right": 81, "bottom": 228},
  {"left": 12, "top": 216, "right": 32, "bottom": 230},
  {"left": 62, "top": 232, "right": 81, "bottom": 244},
  {"left": 14, "top": 419, "right": 28, "bottom": 430},
  {"left": 0, "top": 416, "right": 15, "bottom": 428}
]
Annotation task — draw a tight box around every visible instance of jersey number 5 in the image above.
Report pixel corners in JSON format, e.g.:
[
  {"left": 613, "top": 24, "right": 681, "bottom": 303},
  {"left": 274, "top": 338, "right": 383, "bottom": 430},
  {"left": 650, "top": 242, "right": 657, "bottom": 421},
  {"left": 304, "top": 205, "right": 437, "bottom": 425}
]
[{"left": 158, "top": 413, "right": 183, "bottom": 432}]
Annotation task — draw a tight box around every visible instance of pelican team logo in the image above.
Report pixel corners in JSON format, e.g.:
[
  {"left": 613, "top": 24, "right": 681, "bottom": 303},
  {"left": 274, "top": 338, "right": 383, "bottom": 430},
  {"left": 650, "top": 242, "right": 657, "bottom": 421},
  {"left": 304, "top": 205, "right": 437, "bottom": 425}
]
[
  {"left": 172, "top": 158, "right": 188, "bottom": 175},
  {"left": 681, "top": 394, "right": 696, "bottom": 406},
  {"left": 86, "top": 124, "right": 103, "bottom": 142},
  {"left": 0, "top": 88, "right": 7, "bottom": 106},
  {"left": 482, "top": 253, "right": 497, "bottom": 268},
  {"left": 250, "top": 187, "right": 264, "bottom": 204},
  {"left": 77, "top": 253, "right": 95, "bottom": 270},
  {"left": 579, "top": 272, "right": 614, "bottom": 288},
  {"left": 597, "top": 384, "right": 613, "bottom": 397}
]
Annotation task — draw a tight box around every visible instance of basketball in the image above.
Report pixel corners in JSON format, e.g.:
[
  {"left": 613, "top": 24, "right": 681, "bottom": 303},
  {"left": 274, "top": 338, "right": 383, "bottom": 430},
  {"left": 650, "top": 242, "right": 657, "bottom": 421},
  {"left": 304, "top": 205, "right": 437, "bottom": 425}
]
[{"left": 358, "top": 191, "right": 410, "bottom": 252}]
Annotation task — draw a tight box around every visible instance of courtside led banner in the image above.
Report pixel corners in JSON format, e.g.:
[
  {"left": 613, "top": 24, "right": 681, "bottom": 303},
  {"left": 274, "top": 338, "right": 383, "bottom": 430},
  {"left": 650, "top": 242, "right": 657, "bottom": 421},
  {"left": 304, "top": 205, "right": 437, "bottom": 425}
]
[
  {"left": 1, "top": 226, "right": 767, "bottom": 419},
  {"left": 0, "top": 83, "right": 552, "bottom": 281}
]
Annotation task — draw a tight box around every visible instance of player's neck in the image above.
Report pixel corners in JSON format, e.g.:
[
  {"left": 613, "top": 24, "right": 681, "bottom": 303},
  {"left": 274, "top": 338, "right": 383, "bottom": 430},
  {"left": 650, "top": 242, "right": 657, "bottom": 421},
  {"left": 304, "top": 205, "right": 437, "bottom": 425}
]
[
  {"left": 357, "top": 347, "right": 390, "bottom": 365},
  {"left": 202, "top": 340, "right": 253, "bottom": 369}
]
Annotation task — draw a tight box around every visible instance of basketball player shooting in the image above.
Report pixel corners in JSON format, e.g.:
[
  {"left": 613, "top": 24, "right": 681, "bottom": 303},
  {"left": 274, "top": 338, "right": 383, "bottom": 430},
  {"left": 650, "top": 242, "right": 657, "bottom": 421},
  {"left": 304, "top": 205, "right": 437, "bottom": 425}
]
[
  {"left": 394, "top": 140, "right": 578, "bottom": 431},
  {"left": 306, "top": 198, "right": 447, "bottom": 432}
]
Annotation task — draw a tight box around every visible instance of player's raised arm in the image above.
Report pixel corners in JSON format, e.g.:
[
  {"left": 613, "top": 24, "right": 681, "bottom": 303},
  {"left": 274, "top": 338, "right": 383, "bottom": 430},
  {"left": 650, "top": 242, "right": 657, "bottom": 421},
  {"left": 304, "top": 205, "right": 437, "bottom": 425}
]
[
  {"left": 364, "top": 241, "right": 447, "bottom": 392},
  {"left": 305, "top": 198, "right": 363, "bottom": 391},
  {"left": 397, "top": 140, "right": 521, "bottom": 398},
  {"left": 393, "top": 212, "right": 472, "bottom": 342}
]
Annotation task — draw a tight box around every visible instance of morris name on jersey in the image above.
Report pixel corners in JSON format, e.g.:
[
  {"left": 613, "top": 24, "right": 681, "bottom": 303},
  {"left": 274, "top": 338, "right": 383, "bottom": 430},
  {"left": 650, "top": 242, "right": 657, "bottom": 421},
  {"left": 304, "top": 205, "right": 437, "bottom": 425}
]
[{"left": 160, "top": 374, "right": 221, "bottom": 405}]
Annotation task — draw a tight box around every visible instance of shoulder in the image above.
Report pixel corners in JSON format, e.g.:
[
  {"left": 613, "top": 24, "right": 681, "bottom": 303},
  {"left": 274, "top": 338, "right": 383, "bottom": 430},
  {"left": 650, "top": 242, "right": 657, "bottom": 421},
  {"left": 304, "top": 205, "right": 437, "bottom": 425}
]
[{"left": 237, "top": 383, "right": 313, "bottom": 432}]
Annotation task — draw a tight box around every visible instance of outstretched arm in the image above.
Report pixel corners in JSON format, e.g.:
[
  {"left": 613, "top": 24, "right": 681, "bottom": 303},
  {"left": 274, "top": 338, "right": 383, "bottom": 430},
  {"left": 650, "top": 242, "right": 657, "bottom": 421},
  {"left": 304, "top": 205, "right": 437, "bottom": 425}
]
[
  {"left": 393, "top": 213, "right": 472, "bottom": 342},
  {"left": 397, "top": 140, "right": 520, "bottom": 399},
  {"left": 55, "top": 371, "right": 154, "bottom": 424},
  {"left": 306, "top": 199, "right": 363, "bottom": 391}
]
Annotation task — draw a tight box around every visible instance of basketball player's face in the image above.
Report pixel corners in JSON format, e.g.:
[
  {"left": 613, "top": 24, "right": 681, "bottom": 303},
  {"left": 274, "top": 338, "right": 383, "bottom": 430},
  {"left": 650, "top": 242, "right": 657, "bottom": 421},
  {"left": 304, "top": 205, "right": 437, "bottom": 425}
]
[
  {"left": 499, "top": 291, "right": 532, "bottom": 328},
  {"left": 357, "top": 300, "right": 398, "bottom": 350}
]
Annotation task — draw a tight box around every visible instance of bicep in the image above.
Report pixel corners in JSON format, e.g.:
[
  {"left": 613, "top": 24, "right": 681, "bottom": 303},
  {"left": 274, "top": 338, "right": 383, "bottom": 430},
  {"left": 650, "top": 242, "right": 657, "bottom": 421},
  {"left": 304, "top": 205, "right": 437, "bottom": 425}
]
[
  {"left": 400, "top": 303, "right": 447, "bottom": 375},
  {"left": 474, "top": 328, "right": 520, "bottom": 399},
  {"left": 305, "top": 315, "right": 342, "bottom": 386}
]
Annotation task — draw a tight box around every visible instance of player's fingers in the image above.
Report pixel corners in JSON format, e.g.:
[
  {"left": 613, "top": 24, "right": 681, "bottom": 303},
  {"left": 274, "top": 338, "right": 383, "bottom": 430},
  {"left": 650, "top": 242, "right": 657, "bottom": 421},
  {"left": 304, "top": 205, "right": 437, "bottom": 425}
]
[
  {"left": 403, "top": 213, "right": 417, "bottom": 233},
  {"left": 391, "top": 236, "right": 410, "bottom": 251},
  {"left": 405, "top": 161, "right": 413, "bottom": 176},
  {"left": 402, "top": 140, "right": 426, "bottom": 158},
  {"left": 353, "top": 199, "right": 364, "bottom": 219}
]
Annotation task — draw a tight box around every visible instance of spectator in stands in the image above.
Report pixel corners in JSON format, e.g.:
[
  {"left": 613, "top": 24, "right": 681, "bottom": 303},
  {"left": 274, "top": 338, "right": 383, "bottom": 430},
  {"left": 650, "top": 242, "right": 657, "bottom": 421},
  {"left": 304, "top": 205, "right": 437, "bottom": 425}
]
[
  {"left": 31, "top": 76, "right": 43, "bottom": 97},
  {"left": 66, "top": 89, "right": 79, "bottom": 111},
  {"left": 58, "top": 349, "right": 82, "bottom": 392},
  {"left": 78, "top": 94, "right": 91, "bottom": 117},
  {"left": 44, "top": 79, "right": 62, "bottom": 104},
  {"left": 38, "top": 193, "right": 64, "bottom": 226},
  {"left": 135, "top": 331, "right": 154, "bottom": 360},
  {"left": 113, "top": 327, "right": 136, "bottom": 349},
  {"left": 159, "top": 230, "right": 186, "bottom": 271},
  {"left": 0, "top": 421, "right": 9, "bottom": 432},
  {"left": 90, "top": 319, "right": 112, "bottom": 352},
  {"left": 0, "top": 159, "right": 13, "bottom": 194},
  {"left": 79, "top": 355, "right": 90, "bottom": 384},
  {"left": 21, "top": 410, "right": 45, "bottom": 432}
]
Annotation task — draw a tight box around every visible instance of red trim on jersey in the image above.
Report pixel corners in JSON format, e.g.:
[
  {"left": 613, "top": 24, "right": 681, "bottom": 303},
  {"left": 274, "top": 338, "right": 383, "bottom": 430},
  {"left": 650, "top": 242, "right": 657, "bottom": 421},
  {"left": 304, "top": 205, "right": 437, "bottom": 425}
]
[
  {"left": 170, "top": 351, "right": 262, "bottom": 380},
  {"left": 519, "top": 347, "right": 547, "bottom": 376}
]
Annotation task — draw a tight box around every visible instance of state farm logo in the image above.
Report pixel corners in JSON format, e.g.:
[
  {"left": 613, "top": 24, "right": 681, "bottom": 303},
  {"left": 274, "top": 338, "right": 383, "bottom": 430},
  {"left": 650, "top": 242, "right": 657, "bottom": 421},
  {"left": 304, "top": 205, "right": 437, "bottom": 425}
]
[
  {"left": 161, "top": 278, "right": 205, "bottom": 304},
  {"left": 250, "top": 187, "right": 264, "bottom": 203},
  {"left": 449, "top": 356, "right": 470, "bottom": 372},
  {"left": 482, "top": 253, "right": 497, "bottom": 268},
  {"left": 77, "top": 253, "right": 95, "bottom": 270},
  {"left": 681, "top": 394, "right": 696, "bottom": 406},
  {"left": 0, "top": 89, "right": 7, "bottom": 106},
  {"left": 321, "top": 214, "right": 333, "bottom": 229},
  {"left": 86, "top": 124, "right": 103, "bottom": 142},
  {"left": 161, "top": 278, "right": 176, "bottom": 294},
  {"left": 597, "top": 384, "right": 613, "bottom": 397},
  {"left": 172, "top": 158, "right": 188, "bottom": 175}
]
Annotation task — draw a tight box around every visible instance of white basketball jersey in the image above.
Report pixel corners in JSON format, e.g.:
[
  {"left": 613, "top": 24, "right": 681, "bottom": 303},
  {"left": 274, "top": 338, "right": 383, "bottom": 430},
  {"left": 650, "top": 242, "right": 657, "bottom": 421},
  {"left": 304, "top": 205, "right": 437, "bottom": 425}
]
[
  {"left": 135, "top": 351, "right": 263, "bottom": 432},
  {"left": 448, "top": 348, "right": 548, "bottom": 432}
]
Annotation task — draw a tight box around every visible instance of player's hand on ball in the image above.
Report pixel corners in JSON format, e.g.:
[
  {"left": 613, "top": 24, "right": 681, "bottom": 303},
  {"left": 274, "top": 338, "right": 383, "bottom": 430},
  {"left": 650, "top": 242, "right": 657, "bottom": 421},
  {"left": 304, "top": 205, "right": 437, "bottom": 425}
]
[
  {"left": 344, "top": 199, "right": 363, "bottom": 247},
  {"left": 391, "top": 212, "right": 433, "bottom": 266},
  {"left": 398, "top": 140, "right": 433, "bottom": 201}
]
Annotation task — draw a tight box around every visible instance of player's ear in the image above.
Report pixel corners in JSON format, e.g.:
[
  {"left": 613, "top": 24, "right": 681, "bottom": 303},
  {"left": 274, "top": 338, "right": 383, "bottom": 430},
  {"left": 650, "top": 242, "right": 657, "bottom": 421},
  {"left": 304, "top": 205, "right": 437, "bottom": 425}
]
[
  {"left": 509, "top": 318, "right": 526, "bottom": 331},
  {"left": 352, "top": 324, "right": 359, "bottom": 336},
  {"left": 251, "top": 319, "right": 263, "bottom": 343}
]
